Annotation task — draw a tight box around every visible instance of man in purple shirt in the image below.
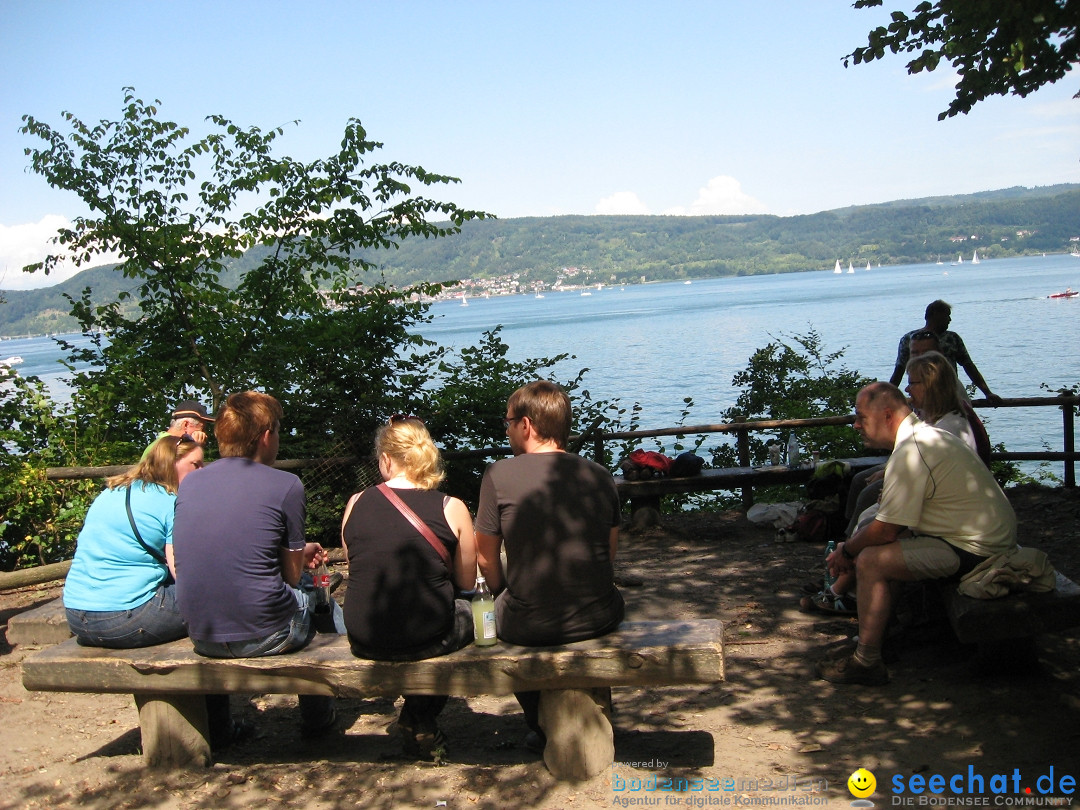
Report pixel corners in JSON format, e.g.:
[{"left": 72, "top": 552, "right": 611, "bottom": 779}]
[{"left": 174, "top": 391, "right": 341, "bottom": 736}]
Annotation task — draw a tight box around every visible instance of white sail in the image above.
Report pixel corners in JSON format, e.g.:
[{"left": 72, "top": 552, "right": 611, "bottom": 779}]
[
  {"left": 847, "top": 261, "right": 854, "bottom": 274},
  {"left": 972, "top": 250, "right": 980, "bottom": 264},
  {"left": 834, "top": 260, "right": 842, "bottom": 274},
  {"left": 865, "top": 261, "right": 871, "bottom": 271}
]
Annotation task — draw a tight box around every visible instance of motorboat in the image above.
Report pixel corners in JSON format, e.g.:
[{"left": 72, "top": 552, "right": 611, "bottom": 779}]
[
  {"left": 1, "top": 355, "right": 24, "bottom": 367},
  {"left": 1048, "top": 288, "right": 1078, "bottom": 299}
]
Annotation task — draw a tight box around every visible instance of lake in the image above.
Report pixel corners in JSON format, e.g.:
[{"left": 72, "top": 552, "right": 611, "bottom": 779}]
[{"left": 5, "top": 254, "right": 1079, "bottom": 473}]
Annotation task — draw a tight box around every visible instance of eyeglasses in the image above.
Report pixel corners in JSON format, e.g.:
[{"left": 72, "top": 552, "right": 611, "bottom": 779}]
[
  {"left": 175, "top": 433, "right": 197, "bottom": 447},
  {"left": 502, "top": 416, "right": 524, "bottom": 428},
  {"left": 389, "top": 414, "right": 423, "bottom": 425}
]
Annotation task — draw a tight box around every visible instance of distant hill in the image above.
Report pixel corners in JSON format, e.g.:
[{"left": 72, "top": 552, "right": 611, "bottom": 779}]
[{"left": 3, "top": 184, "right": 1079, "bottom": 337}]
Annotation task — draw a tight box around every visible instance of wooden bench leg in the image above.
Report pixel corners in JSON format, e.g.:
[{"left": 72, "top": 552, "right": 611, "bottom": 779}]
[
  {"left": 134, "top": 693, "right": 211, "bottom": 768},
  {"left": 538, "top": 687, "right": 614, "bottom": 781}
]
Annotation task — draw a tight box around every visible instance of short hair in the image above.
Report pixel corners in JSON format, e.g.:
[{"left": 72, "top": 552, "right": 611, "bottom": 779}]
[
  {"left": 215, "top": 391, "right": 283, "bottom": 458},
  {"left": 507, "top": 380, "right": 572, "bottom": 449},
  {"left": 924, "top": 299, "right": 952, "bottom": 320},
  {"left": 906, "top": 351, "right": 963, "bottom": 423},
  {"left": 375, "top": 417, "right": 445, "bottom": 491},
  {"left": 859, "top": 381, "right": 908, "bottom": 411},
  {"left": 108, "top": 435, "right": 202, "bottom": 494}
]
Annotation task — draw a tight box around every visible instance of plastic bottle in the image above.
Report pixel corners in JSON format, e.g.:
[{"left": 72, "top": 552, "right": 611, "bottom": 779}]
[
  {"left": 312, "top": 559, "right": 332, "bottom": 614},
  {"left": 786, "top": 432, "right": 800, "bottom": 468},
  {"left": 823, "top": 541, "right": 837, "bottom": 591},
  {"left": 472, "top": 576, "right": 497, "bottom": 646}
]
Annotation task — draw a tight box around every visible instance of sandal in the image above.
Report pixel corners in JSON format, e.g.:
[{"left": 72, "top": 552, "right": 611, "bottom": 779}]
[{"left": 799, "top": 589, "right": 857, "bottom": 616}]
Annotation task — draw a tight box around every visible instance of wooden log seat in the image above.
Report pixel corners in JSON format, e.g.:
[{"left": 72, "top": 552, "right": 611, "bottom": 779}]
[
  {"left": 940, "top": 570, "right": 1080, "bottom": 653},
  {"left": 22, "top": 619, "right": 724, "bottom": 781},
  {"left": 614, "top": 455, "right": 884, "bottom": 514}
]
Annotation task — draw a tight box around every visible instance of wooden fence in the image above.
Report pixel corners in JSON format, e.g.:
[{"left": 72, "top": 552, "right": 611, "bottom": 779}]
[{"left": 44, "top": 394, "right": 1078, "bottom": 488}]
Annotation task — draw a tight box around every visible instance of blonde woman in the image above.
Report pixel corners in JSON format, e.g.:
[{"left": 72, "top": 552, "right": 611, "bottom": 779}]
[
  {"left": 64, "top": 434, "right": 204, "bottom": 647},
  {"left": 341, "top": 415, "right": 477, "bottom": 759}
]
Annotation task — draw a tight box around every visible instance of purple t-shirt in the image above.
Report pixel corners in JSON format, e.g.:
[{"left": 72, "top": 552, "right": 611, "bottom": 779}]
[{"left": 174, "top": 457, "right": 306, "bottom": 642}]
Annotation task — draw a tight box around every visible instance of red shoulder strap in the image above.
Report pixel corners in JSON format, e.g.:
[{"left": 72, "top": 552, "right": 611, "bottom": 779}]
[{"left": 376, "top": 483, "right": 452, "bottom": 569}]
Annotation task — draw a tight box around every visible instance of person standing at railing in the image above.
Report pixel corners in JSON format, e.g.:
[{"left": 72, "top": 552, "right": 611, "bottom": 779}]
[{"left": 888, "top": 299, "right": 1003, "bottom": 405}]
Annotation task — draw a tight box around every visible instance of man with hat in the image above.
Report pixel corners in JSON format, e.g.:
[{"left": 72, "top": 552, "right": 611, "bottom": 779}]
[{"left": 140, "top": 399, "right": 215, "bottom": 460}]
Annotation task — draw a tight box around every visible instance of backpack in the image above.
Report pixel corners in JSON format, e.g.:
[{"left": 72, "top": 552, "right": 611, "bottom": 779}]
[{"left": 777, "top": 506, "right": 830, "bottom": 543}]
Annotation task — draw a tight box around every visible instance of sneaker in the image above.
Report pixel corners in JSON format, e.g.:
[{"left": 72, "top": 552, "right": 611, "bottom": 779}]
[
  {"left": 816, "top": 652, "right": 889, "bottom": 685},
  {"left": 401, "top": 726, "right": 448, "bottom": 761},
  {"left": 799, "top": 589, "right": 857, "bottom": 616}
]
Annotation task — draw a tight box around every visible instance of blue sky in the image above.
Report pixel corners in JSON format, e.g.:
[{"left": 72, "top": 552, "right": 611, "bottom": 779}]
[{"left": 2, "top": 0, "right": 1078, "bottom": 290}]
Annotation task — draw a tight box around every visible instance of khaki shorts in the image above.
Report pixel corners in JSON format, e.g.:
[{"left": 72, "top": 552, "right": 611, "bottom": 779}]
[{"left": 900, "top": 535, "right": 962, "bottom": 580}]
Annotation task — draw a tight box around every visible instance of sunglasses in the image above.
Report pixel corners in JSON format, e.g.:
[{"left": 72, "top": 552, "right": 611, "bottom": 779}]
[
  {"left": 175, "top": 433, "right": 197, "bottom": 447},
  {"left": 502, "top": 416, "right": 524, "bottom": 428},
  {"left": 911, "top": 330, "right": 938, "bottom": 341},
  {"left": 389, "top": 414, "right": 424, "bottom": 425}
]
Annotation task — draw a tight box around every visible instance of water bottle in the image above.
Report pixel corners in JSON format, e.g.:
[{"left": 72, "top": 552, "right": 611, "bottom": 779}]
[
  {"left": 313, "top": 559, "right": 332, "bottom": 614},
  {"left": 786, "top": 432, "right": 800, "bottom": 468},
  {"left": 824, "top": 541, "right": 837, "bottom": 591},
  {"left": 472, "top": 576, "right": 497, "bottom": 646}
]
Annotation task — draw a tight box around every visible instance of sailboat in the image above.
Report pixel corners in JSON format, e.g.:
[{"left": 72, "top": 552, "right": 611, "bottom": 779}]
[
  {"left": 865, "top": 261, "right": 871, "bottom": 271},
  {"left": 972, "top": 249, "right": 980, "bottom": 264},
  {"left": 833, "top": 260, "right": 842, "bottom": 274},
  {"left": 460, "top": 293, "right": 468, "bottom": 306},
  {"left": 847, "top": 261, "right": 855, "bottom": 274}
]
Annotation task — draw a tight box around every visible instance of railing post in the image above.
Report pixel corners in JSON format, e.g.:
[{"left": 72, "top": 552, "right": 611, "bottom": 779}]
[
  {"left": 735, "top": 417, "right": 753, "bottom": 510},
  {"left": 1064, "top": 399, "right": 1076, "bottom": 489}
]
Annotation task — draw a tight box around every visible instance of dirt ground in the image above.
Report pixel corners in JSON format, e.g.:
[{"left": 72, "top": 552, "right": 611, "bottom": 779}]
[{"left": 2, "top": 483, "right": 1079, "bottom": 810}]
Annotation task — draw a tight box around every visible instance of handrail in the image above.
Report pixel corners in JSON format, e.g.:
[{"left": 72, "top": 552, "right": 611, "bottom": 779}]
[{"left": 42, "top": 394, "right": 1078, "bottom": 487}]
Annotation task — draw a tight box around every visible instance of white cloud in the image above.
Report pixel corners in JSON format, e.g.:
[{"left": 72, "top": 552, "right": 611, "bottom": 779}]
[
  {"left": 594, "top": 191, "right": 651, "bottom": 215},
  {"left": 663, "top": 176, "right": 769, "bottom": 216},
  {"left": 0, "top": 215, "right": 79, "bottom": 290}
]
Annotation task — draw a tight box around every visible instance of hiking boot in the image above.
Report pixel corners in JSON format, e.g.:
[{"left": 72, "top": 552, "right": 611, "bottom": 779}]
[
  {"left": 816, "top": 652, "right": 889, "bottom": 686},
  {"left": 799, "top": 589, "right": 857, "bottom": 616}
]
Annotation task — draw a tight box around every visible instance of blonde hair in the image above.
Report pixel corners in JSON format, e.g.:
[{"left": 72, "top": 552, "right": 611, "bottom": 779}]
[
  {"left": 216, "top": 391, "right": 283, "bottom": 458},
  {"left": 108, "top": 436, "right": 201, "bottom": 494},
  {"left": 906, "top": 351, "right": 963, "bottom": 423},
  {"left": 376, "top": 418, "right": 445, "bottom": 490}
]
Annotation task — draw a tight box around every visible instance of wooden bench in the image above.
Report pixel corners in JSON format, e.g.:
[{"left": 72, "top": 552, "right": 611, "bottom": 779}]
[
  {"left": 615, "top": 456, "right": 884, "bottom": 514},
  {"left": 940, "top": 570, "right": 1080, "bottom": 655},
  {"left": 21, "top": 619, "right": 724, "bottom": 781}
]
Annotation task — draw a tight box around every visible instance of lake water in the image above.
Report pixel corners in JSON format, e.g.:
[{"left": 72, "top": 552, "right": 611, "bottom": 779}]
[{"left": 5, "top": 254, "right": 1079, "bottom": 472}]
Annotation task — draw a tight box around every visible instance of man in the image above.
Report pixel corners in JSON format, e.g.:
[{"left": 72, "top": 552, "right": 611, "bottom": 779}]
[
  {"left": 173, "top": 391, "right": 341, "bottom": 735},
  {"left": 140, "top": 400, "right": 215, "bottom": 461},
  {"left": 819, "top": 382, "right": 1016, "bottom": 686},
  {"left": 475, "top": 381, "right": 624, "bottom": 742},
  {"left": 889, "top": 300, "right": 1003, "bottom": 404}
]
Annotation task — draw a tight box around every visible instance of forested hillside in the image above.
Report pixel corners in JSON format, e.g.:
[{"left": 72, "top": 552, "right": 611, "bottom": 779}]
[{"left": 3, "top": 184, "right": 1078, "bottom": 336}]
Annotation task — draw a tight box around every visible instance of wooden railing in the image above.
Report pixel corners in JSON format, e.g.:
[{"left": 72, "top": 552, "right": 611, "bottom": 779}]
[{"left": 44, "top": 394, "right": 1078, "bottom": 488}]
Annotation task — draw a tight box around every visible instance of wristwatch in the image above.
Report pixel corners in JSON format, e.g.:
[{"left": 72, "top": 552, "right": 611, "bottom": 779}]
[{"left": 841, "top": 542, "right": 855, "bottom": 560}]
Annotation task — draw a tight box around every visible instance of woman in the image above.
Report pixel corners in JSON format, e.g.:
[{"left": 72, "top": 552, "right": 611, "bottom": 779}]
[
  {"left": 341, "top": 415, "right": 477, "bottom": 759},
  {"left": 64, "top": 434, "right": 204, "bottom": 647},
  {"left": 905, "top": 351, "right": 981, "bottom": 455}
]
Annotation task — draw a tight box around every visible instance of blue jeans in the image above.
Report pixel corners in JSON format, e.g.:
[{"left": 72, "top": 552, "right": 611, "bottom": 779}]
[
  {"left": 66, "top": 583, "right": 187, "bottom": 648},
  {"left": 192, "top": 583, "right": 344, "bottom": 732}
]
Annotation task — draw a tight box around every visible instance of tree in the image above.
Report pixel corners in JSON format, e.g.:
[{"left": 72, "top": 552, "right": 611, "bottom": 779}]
[
  {"left": 846, "top": 0, "right": 1080, "bottom": 119},
  {"left": 18, "top": 88, "right": 490, "bottom": 455}
]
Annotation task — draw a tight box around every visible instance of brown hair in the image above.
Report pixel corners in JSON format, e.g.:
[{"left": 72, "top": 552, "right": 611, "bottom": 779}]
[
  {"left": 924, "top": 299, "right": 951, "bottom": 320},
  {"left": 107, "top": 435, "right": 202, "bottom": 494},
  {"left": 215, "top": 391, "right": 283, "bottom": 458},
  {"left": 906, "top": 351, "right": 962, "bottom": 423},
  {"left": 507, "top": 380, "right": 572, "bottom": 449},
  {"left": 375, "top": 418, "right": 445, "bottom": 490}
]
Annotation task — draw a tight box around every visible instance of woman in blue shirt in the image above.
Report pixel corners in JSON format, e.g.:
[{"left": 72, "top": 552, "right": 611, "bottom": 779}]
[{"left": 64, "top": 434, "right": 204, "bottom": 647}]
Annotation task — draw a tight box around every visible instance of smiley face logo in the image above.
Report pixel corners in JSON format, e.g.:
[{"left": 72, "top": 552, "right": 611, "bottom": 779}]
[{"left": 848, "top": 768, "right": 876, "bottom": 798}]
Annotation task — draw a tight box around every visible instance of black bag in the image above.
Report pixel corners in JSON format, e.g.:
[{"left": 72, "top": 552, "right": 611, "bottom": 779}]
[{"left": 670, "top": 452, "right": 705, "bottom": 477}]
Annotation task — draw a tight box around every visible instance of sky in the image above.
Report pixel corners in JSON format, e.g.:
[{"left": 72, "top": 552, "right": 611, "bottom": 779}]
[{"left": 1, "top": 1, "right": 1078, "bottom": 290}]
